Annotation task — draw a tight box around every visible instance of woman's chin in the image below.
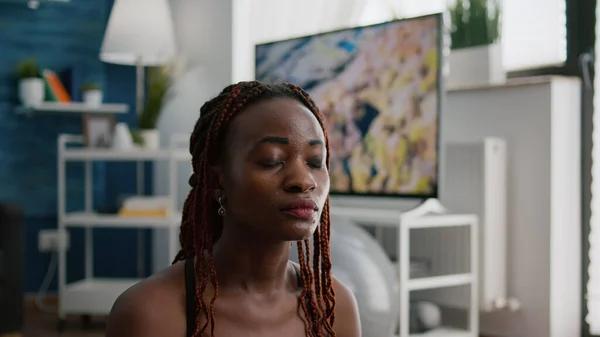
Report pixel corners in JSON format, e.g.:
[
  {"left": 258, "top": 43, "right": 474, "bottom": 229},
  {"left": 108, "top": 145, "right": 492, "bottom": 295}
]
[
  {"left": 284, "top": 223, "right": 317, "bottom": 241},
  {"left": 282, "top": 225, "right": 317, "bottom": 242}
]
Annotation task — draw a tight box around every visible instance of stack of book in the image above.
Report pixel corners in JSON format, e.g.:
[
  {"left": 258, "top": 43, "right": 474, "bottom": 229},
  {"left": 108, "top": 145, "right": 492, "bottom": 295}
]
[{"left": 118, "top": 196, "right": 173, "bottom": 218}]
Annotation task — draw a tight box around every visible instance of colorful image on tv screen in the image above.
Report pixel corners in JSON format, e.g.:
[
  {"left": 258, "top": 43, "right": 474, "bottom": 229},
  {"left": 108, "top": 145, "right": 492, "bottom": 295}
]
[{"left": 255, "top": 16, "right": 440, "bottom": 197}]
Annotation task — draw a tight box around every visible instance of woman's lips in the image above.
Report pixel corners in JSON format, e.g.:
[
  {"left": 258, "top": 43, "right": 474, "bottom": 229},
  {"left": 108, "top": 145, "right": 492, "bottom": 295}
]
[
  {"left": 280, "top": 199, "right": 318, "bottom": 220},
  {"left": 281, "top": 208, "right": 317, "bottom": 220}
]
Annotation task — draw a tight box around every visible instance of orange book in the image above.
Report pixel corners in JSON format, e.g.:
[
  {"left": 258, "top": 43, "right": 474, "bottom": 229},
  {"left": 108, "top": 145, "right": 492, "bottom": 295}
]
[{"left": 42, "top": 69, "right": 72, "bottom": 103}]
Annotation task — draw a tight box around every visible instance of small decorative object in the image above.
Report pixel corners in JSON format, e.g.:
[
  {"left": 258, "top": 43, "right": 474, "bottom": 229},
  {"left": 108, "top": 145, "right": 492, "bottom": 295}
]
[
  {"left": 16, "top": 58, "right": 44, "bottom": 106},
  {"left": 112, "top": 122, "right": 135, "bottom": 150},
  {"left": 82, "top": 114, "right": 115, "bottom": 148},
  {"left": 42, "top": 69, "right": 72, "bottom": 103},
  {"left": 81, "top": 82, "right": 103, "bottom": 106},
  {"left": 447, "top": 0, "right": 504, "bottom": 89},
  {"left": 137, "top": 66, "right": 172, "bottom": 150}
]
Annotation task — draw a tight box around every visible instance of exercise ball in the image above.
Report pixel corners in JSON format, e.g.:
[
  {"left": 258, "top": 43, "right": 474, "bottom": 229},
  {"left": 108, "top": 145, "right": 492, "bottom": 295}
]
[{"left": 290, "top": 214, "right": 399, "bottom": 337}]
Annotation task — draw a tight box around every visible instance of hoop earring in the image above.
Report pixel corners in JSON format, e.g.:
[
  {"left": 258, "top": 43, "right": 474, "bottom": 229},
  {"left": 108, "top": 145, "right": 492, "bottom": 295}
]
[{"left": 217, "top": 197, "right": 226, "bottom": 216}]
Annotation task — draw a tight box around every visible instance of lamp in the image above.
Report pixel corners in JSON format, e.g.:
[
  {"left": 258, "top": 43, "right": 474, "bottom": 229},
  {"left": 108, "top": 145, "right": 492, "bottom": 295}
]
[
  {"left": 99, "top": 0, "right": 176, "bottom": 277},
  {"left": 100, "top": 0, "right": 177, "bottom": 116}
]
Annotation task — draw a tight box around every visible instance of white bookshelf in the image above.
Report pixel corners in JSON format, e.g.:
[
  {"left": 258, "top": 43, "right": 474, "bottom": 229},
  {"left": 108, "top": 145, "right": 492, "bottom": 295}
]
[
  {"left": 60, "top": 279, "right": 137, "bottom": 316},
  {"left": 407, "top": 327, "right": 472, "bottom": 337},
  {"left": 16, "top": 102, "right": 128, "bottom": 116},
  {"left": 1, "top": 0, "right": 69, "bottom": 8},
  {"left": 63, "top": 212, "right": 182, "bottom": 229},
  {"left": 56, "top": 134, "right": 190, "bottom": 329},
  {"left": 62, "top": 148, "right": 189, "bottom": 161},
  {"left": 331, "top": 199, "right": 479, "bottom": 337}
]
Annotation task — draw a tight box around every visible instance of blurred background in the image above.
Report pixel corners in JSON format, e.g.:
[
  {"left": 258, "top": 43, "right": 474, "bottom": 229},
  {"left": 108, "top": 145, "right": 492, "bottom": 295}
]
[{"left": 0, "top": 0, "right": 596, "bottom": 336}]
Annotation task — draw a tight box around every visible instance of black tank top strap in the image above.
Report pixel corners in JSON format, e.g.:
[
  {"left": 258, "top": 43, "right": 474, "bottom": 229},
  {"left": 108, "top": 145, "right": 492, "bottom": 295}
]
[{"left": 185, "top": 257, "right": 197, "bottom": 337}]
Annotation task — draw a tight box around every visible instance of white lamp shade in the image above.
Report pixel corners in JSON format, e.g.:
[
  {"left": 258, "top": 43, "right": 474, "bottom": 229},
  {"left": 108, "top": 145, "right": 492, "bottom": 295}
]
[{"left": 100, "top": 0, "right": 177, "bottom": 66}]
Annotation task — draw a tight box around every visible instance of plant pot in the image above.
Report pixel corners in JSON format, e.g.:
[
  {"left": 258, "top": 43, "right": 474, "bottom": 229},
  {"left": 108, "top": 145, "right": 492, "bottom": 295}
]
[
  {"left": 18, "top": 77, "right": 44, "bottom": 106},
  {"left": 83, "top": 90, "right": 103, "bottom": 106},
  {"left": 447, "top": 43, "right": 505, "bottom": 89},
  {"left": 140, "top": 129, "right": 160, "bottom": 150}
]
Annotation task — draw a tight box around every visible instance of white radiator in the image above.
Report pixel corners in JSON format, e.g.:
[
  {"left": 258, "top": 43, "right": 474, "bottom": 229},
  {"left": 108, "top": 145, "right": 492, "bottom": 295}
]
[{"left": 411, "top": 138, "right": 507, "bottom": 312}]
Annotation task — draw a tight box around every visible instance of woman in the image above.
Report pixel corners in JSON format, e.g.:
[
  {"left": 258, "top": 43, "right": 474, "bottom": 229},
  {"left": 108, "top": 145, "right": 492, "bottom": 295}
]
[{"left": 105, "top": 81, "right": 361, "bottom": 337}]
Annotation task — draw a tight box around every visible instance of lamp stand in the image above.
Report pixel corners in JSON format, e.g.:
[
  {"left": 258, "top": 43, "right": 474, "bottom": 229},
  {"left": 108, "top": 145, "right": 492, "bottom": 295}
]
[{"left": 136, "top": 61, "right": 146, "bottom": 278}]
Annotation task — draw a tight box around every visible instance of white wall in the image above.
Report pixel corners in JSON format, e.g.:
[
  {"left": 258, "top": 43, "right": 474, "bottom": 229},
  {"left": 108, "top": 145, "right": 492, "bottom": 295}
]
[
  {"left": 152, "top": 0, "right": 234, "bottom": 270},
  {"left": 443, "top": 77, "right": 581, "bottom": 337}
]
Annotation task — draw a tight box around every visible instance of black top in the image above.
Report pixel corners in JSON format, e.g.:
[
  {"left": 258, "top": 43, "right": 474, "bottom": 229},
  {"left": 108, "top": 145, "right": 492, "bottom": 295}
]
[
  {"left": 184, "top": 258, "right": 302, "bottom": 337},
  {"left": 185, "top": 258, "right": 197, "bottom": 337}
]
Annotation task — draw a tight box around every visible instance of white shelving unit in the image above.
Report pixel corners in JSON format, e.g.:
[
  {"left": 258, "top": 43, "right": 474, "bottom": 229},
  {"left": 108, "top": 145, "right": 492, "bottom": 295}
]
[
  {"left": 1, "top": 0, "right": 69, "bottom": 9},
  {"left": 56, "top": 134, "right": 190, "bottom": 327},
  {"left": 16, "top": 102, "right": 128, "bottom": 116},
  {"left": 330, "top": 199, "right": 479, "bottom": 337}
]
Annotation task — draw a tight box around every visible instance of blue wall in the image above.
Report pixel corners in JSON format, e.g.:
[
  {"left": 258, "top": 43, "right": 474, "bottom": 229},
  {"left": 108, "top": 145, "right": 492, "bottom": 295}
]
[{"left": 0, "top": 0, "right": 153, "bottom": 292}]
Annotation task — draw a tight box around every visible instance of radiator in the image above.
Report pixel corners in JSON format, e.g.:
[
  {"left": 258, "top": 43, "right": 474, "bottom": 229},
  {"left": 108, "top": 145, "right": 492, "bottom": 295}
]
[{"left": 411, "top": 138, "right": 508, "bottom": 312}]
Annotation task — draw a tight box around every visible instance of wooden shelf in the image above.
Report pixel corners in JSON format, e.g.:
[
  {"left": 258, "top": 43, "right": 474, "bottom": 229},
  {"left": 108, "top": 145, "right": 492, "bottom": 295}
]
[{"left": 16, "top": 102, "right": 128, "bottom": 116}]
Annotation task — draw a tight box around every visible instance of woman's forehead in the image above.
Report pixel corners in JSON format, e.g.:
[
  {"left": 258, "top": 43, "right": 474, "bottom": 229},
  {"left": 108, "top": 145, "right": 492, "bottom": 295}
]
[{"left": 226, "top": 98, "right": 325, "bottom": 146}]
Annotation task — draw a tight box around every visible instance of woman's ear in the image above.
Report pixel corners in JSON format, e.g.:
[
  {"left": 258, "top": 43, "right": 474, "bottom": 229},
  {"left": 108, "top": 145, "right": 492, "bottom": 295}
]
[
  {"left": 210, "top": 165, "right": 226, "bottom": 203},
  {"left": 213, "top": 189, "right": 224, "bottom": 202},
  {"left": 210, "top": 165, "right": 224, "bottom": 189}
]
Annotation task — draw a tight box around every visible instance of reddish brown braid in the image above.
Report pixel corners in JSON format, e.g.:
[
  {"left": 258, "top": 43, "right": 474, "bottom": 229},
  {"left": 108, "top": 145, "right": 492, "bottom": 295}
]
[{"left": 172, "top": 81, "right": 336, "bottom": 337}]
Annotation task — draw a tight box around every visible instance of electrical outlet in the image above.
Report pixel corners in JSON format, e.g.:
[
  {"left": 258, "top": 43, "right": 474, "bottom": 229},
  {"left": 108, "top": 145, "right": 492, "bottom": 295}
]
[{"left": 38, "top": 229, "right": 70, "bottom": 252}]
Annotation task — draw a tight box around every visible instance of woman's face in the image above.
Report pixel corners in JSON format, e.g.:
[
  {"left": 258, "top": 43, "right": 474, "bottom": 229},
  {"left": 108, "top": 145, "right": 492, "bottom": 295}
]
[{"left": 215, "top": 97, "right": 330, "bottom": 242}]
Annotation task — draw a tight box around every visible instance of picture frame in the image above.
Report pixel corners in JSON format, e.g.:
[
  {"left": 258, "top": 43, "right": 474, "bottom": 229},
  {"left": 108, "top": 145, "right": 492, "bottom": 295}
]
[{"left": 82, "top": 113, "right": 115, "bottom": 148}]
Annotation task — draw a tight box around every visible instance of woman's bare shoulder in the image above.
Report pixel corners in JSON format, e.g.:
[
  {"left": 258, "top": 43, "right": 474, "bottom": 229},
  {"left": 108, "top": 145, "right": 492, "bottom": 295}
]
[
  {"left": 332, "top": 276, "right": 361, "bottom": 337},
  {"left": 105, "top": 261, "right": 187, "bottom": 337}
]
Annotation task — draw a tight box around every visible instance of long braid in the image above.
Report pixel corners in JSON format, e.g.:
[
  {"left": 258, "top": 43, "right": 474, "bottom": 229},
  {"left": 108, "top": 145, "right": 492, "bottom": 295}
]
[
  {"left": 320, "top": 199, "right": 336, "bottom": 335},
  {"left": 172, "top": 81, "right": 336, "bottom": 337},
  {"left": 297, "top": 241, "right": 316, "bottom": 336},
  {"left": 304, "top": 238, "right": 324, "bottom": 337},
  {"left": 284, "top": 83, "right": 336, "bottom": 335}
]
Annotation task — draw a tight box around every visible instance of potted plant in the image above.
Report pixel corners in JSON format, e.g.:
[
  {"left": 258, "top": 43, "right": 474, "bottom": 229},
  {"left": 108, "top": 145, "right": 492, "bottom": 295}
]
[
  {"left": 137, "top": 66, "right": 171, "bottom": 150},
  {"left": 81, "top": 82, "right": 103, "bottom": 106},
  {"left": 447, "top": 0, "right": 504, "bottom": 88},
  {"left": 16, "top": 58, "right": 44, "bottom": 106},
  {"left": 130, "top": 129, "right": 145, "bottom": 147}
]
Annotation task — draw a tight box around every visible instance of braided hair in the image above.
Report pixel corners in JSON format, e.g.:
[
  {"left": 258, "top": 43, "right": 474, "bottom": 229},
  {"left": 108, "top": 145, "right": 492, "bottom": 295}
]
[{"left": 172, "top": 81, "right": 336, "bottom": 337}]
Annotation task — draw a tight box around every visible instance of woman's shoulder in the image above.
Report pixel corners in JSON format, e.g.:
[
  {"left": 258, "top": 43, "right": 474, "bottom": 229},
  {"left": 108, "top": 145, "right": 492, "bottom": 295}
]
[
  {"left": 105, "top": 261, "right": 188, "bottom": 337},
  {"left": 331, "top": 276, "right": 361, "bottom": 337},
  {"left": 289, "top": 261, "right": 361, "bottom": 336}
]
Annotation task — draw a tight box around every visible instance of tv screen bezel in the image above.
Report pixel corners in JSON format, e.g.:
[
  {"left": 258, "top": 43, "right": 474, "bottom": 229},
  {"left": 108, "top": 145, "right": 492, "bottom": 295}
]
[{"left": 254, "top": 13, "right": 444, "bottom": 200}]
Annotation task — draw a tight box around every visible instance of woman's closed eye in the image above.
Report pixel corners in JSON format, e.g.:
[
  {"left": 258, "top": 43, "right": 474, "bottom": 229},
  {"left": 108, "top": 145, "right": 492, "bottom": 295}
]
[
  {"left": 259, "top": 160, "right": 284, "bottom": 168},
  {"left": 307, "top": 157, "right": 324, "bottom": 169},
  {"left": 258, "top": 157, "right": 323, "bottom": 169}
]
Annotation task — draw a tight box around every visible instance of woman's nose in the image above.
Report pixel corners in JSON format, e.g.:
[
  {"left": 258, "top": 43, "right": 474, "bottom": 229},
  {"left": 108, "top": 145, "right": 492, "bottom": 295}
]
[{"left": 283, "top": 160, "right": 317, "bottom": 194}]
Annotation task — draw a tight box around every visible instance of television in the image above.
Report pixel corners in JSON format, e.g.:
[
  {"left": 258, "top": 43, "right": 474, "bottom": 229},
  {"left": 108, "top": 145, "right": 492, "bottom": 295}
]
[{"left": 255, "top": 14, "right": 442, "bottom": 199}]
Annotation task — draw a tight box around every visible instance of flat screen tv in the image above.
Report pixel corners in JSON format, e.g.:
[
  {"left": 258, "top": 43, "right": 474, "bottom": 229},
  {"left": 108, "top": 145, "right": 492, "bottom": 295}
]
[{"left": 255, "top": 13, "right": 442, "bottom": 199}]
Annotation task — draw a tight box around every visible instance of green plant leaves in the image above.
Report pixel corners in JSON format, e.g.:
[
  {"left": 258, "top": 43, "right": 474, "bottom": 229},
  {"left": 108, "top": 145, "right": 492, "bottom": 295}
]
[
  {"left": 16, "top": 58, "right": 41, "bottom": 79},
  {"left": 138, "top": 66, "right": 171, "bottom": 130},
  {"left": 449, "top": 0, "right": 500, "bottom": 50}
]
